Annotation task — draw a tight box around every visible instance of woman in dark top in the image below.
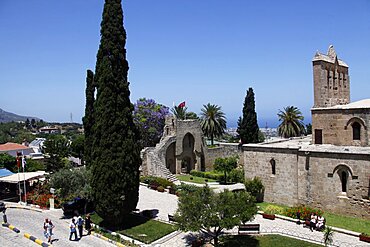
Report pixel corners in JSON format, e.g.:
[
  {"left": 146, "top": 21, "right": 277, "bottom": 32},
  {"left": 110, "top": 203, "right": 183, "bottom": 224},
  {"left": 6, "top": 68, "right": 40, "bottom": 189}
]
[{"left": 85, "top": 214, "right": 92, "bottom": 235}]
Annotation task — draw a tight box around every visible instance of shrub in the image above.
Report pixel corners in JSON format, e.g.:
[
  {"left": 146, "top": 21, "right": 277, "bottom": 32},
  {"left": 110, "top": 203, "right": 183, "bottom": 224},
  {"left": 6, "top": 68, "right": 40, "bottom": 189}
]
[
  {"left": 157, "top": 186, "right": 165, "bottom": 192},
  {"left": 284, "top": 205, "right": 324, "bottom": 220},
  {"left": 176, "top": 183, "right": 200, "bottom": 196},
  {"left": 244, "top": 177, "right": 264, "bottom": 202},
  {"left": 228, "top": 168, "right": 244, "bottom": 183},
  {"left": 141, "top": 176, "right": 174, "bottom": 188},
  {"left": 264, "top": 205, "right": 284, "bottom": 215},
  {"left": 190, "top": 170, "right": 204, "bottom": 178},
  {"left": 203, "top": 172, "right": 224, "bottom": 181}
]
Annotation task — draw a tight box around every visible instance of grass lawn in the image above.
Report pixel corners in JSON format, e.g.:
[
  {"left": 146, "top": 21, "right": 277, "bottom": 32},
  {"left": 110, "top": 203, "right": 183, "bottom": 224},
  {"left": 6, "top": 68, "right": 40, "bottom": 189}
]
[
  {"left": 90, "top": 213, "right": 178, "bottom": 244},
  {"left": 256, "top": 202, "right": 370, "bottom": 235},
  {"left": 220, "top": 234, "right": 322, "bottom": 247},
  {"left": 176, "top": 174, "right": 217, "bottom": 184}
]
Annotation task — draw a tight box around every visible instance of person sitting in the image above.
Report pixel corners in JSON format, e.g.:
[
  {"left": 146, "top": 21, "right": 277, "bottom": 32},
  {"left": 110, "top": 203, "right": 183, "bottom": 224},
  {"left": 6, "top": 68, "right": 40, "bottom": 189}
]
[
  {"left": 316, "top": 215, "right": 325, "bottom": 231},
  {"left": 309, "top": 213, "right": 317, "bottom": 232}
]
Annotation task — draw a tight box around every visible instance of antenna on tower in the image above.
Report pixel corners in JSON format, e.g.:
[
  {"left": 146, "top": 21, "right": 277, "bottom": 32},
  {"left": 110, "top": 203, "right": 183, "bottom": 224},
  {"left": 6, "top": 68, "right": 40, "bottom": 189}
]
[{"left": 70, "top": 113, "right": 73, "bottom": 123}]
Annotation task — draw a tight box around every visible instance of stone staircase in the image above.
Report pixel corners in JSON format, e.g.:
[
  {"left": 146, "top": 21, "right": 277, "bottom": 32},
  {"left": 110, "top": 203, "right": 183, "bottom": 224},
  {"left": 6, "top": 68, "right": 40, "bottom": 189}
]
[{"left": 147, "top": 135, "right": 179, "bottom": 184}]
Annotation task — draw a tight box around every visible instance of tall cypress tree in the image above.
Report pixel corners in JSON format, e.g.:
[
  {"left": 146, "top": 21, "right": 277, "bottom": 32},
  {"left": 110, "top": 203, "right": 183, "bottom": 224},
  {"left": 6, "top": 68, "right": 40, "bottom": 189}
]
[
  {"left": 82, "top": 70, "right": 94, "bottom": 166},
  {"left": 87, "top": 0, "right": 141, "bottom": 225},
  {"left": 237, "top": 88, "right": 260, "bottom": 144}
]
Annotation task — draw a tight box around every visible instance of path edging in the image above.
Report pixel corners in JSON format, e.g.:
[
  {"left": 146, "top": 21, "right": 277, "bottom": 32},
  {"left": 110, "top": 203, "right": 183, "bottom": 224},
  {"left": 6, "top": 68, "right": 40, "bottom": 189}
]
[{"left": 24, "top": 232, "right": 51, "bottom": 247}]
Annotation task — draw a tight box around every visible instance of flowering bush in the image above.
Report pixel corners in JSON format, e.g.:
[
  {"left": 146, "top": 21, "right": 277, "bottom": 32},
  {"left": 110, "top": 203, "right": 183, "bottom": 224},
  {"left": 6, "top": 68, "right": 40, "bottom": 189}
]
[
  {"left": 133, "top": 98, "right": 170, "bottom": 147},
  {"left": 284, "top": 205, "right": 323, "bottom": 220}
]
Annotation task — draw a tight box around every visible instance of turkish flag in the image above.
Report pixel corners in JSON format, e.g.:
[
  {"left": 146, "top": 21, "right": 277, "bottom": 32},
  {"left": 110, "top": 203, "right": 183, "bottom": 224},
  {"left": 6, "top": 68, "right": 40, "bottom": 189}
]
[
  {"left": 178, "top": 101, "right": 185, "bottom": 108},
  {"left": 16, "top": 157, "right": 21, "bottom": 168}
]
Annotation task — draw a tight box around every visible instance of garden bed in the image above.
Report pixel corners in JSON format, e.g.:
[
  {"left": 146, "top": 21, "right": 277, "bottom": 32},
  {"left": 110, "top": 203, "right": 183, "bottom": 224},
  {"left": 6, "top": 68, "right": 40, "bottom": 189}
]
[{"left": 90, "top": 213, "right": 178, "bottom": 244}]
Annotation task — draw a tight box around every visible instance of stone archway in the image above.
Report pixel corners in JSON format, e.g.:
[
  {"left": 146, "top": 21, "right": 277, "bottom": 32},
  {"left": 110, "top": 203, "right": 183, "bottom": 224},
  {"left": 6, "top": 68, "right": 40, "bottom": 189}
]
[
  {"left": 165, "top": 142, "right": 176, "bottom": 174},
  {"left": 181, "top": 133, "right": 196, "bottom": 173}
]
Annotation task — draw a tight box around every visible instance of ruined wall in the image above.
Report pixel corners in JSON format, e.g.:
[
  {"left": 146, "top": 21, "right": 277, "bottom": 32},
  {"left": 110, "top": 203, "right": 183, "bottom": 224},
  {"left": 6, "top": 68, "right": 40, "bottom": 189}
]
[
  {"left": 312, "top": 108, "right": 370, "bottom": 146},
  {"left": 206, "top": 143, "right": 243, "bottom": 171},
  {"left": 243, "top": 147, "right": 299, "bottom": 206}
]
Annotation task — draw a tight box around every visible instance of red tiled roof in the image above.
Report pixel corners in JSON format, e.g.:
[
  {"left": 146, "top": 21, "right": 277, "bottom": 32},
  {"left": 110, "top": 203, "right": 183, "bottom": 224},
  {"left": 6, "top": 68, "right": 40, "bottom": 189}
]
[{"left": 0, "top": 142, "right": 30, "bottom": 151}]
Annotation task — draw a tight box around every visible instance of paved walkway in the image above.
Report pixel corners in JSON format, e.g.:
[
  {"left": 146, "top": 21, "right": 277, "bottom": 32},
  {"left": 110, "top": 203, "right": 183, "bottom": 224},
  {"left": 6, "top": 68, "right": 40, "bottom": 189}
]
[
  {"left": 2, "top": 207, "right": 113, "bottom": 247},
  {"left": 137, "top": 185, "right": 369, "bottom": 247}
]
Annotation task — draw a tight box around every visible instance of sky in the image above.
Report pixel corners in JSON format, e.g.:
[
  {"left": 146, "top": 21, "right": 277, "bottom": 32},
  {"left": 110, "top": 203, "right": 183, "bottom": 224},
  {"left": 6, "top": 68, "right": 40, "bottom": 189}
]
[{"left": 0, "top": 1, "right": 369, "bottom": 127}]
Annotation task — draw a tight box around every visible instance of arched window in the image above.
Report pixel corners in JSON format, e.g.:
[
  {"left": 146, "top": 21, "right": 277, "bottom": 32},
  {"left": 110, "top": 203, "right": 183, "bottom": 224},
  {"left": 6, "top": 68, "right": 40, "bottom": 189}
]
[
  {"left": 352, "top": 122, "right": 361, "bottom": 140},
  {"left": 340, "top": 171, "right": 348, "bottom": 192},
  {"left": 270, "top": 159, "right": 276, "bottom": 175}
]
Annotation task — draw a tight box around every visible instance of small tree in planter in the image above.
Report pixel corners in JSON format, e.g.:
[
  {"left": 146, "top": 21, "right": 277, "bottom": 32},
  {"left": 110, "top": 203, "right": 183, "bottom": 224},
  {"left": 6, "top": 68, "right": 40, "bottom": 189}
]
[{"left": 323, "top": 226, "right": 334, "bottom": 246}]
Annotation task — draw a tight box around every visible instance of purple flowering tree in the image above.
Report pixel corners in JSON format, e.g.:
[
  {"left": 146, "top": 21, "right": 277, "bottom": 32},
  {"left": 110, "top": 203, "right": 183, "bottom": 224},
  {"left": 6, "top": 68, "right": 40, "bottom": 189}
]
[{"left": 133, "top": 98, "right": 170, "bottom": 147}]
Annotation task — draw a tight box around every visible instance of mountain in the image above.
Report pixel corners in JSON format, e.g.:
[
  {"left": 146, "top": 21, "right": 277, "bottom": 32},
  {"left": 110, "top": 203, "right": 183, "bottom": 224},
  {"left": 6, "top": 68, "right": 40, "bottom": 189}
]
[{"left": 0, "top": 108, "right": 40, "bottom": 123}]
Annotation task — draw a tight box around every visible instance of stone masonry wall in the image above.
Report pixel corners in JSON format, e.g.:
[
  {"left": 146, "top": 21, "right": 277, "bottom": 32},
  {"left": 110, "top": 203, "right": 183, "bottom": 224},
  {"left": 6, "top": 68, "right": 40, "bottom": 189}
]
[
  {"left": 205, "top": 143, "right": 243, "bottom": 171},
  {"left": 312, "top": 108, "right": 370, "bottom": 146},
  {"left": 243, "top": 147, "right": 299, "bottom": 206},
  {"left": 297, "top": 151, "right": 370, "bottom": 219}
]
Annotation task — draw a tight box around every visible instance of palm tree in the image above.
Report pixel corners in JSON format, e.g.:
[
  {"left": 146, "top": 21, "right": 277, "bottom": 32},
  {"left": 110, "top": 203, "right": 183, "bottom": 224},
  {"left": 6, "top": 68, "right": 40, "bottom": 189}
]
[
  {"left": 277, "top": 106, "right": 305, "bottom": 138},
  {"left": 200, "top": 103, "right": 227, "bottom": 145},
  {"left": 171, "top": 106, "right": 187, "bottom": 120}
]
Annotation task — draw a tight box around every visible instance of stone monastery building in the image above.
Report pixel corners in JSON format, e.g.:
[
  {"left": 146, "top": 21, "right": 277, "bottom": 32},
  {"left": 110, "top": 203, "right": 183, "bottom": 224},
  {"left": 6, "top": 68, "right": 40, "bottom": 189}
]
[{"left": 244, "top": 45, "right": 370, "bottom": 219}]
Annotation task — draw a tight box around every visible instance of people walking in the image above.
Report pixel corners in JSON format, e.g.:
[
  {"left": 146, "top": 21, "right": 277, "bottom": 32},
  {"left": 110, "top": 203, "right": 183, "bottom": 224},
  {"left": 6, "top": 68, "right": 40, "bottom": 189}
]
[
  {"left": 43, "top": 218, "right": 54, "bottom": 243},
  {"left": 85, "top": 214, "right": 92, "bottom": 235},
  {"left": 77, "top": 215, "right": 84, "bottom": 238},
  {"left": 69, "top": 218, "right": 78, "bottom": 241}
]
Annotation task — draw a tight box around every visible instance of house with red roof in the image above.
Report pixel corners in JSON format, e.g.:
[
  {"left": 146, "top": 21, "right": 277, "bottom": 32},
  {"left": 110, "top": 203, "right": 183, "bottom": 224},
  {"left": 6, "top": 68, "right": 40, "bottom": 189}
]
[{"left": 0, "top": 142, "right": 33, "bottom": 157}]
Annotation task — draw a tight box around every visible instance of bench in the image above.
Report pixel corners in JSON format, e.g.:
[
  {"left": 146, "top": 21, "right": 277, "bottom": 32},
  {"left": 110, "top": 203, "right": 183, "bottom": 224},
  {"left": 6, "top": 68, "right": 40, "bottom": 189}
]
[
  {"left": 168, "top": 214, "right": 176, "bottom": 222},
  {"left": 238, "top": 224, "right": 260, "bottom": 234}
]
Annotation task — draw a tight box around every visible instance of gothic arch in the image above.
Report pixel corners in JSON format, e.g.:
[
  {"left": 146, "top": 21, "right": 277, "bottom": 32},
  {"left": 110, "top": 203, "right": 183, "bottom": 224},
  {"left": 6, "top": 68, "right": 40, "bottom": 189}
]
[
  {"left": 332, "top": 164, "right": 353, "bottom": 177},
  {"left": 333, "top": 164, "right": 353, "bottom": 194},
  {"left": 344, "top": 117, "right": 367, "bottom": 130}
]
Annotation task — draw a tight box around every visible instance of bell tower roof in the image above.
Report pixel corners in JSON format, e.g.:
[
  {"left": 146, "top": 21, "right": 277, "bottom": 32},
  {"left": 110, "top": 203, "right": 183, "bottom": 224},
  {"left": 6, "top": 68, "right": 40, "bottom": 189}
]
[{"left": 312, "top": 45, "right": 348, "bottom": 67}]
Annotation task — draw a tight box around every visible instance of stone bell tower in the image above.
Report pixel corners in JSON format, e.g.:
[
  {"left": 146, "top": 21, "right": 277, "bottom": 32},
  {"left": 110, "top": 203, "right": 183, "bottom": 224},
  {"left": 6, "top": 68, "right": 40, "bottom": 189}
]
[{"left": 312, "top": 45, "right": 350, "bottom": 108}]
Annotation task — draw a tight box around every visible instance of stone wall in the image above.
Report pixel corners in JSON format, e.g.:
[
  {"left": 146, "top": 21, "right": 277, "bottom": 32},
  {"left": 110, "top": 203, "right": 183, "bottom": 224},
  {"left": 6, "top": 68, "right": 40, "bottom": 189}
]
[
  {"left": 243, "top": 146, "right": 299, "bottom": 206},
  {"left": 312, "top": 108, "right": 370, "bottom": 146},
  {"left": 243, "top": 144, "right": 370, "bottom": 219},
  {"left": 297, "top": 151, "right": 370, "bottom": 219},
  {"left": 206, "top": 143, "right": 243, "bottom": 171}
]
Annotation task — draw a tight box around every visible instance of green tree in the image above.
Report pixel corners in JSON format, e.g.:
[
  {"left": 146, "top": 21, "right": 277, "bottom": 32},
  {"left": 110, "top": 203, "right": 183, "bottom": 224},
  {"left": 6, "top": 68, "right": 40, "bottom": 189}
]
[
  {"left": 237, "top": 88, "right": 260, "bottom": 144},
  {"left": 306, "top": 123, "right": 312, "bottom": 135},
  {"left": 214, "top": 156, "right": 238, "bottom": 184},
  {"left": 200, "top": 103, "right": 226, "bottom": 145},
  {"left": 82, "top": 70, "right": 95, "bottom": 167},
  {"left": 0, "top": 153, "right": 17, "bottom": 172},
  {"left": 25, "top": 118, "right": 31, "bottom": 129},
  {"left": 87, "top": 0, "right": 142, "bottom": 226},
  {"left": 31, "top": 119, "right": 36, "bottom": 128},
  {"left": 277, "top": 106, "right": 305, "bottom": 138},
  {"left": 43, "top": 135, "right": 71, "bottom": 172},
  {"left": 71, "top": 134, "right": 85, "bottom": 160},
  {"left": 175, "top": 186, "right": 257, "bottom": 245},
  {"left": 49, "top": 168, "right": 91, "bottom": 200},
  {"left": 171, "top": 105, "right": 187, "bottom": 120},
  {"left": 244, "top": 177, "right": 265, "bottom": 203}
]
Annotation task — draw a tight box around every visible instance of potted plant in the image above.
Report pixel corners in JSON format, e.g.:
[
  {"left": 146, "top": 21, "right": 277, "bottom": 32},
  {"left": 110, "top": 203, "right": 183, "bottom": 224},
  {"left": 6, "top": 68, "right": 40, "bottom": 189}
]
[
  {"left": 359, "top": 233, "right": 370, "bottom": 243},
  {"left": 157, "top": 186, "right": 165, "bottom": 192},
  {"left": 262, "top": 205, "right": 283, "bottom": 220},
  {"left": 168, "top": 186, "right": 176, "bottom": 195},
  {"left": 262, "top": 212, "right": 275, "bottom": 220}
]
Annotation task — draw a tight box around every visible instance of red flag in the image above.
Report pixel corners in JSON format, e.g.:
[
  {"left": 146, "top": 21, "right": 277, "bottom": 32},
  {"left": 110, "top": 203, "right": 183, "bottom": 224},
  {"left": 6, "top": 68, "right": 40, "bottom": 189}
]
[
  {"left": 16, "top": 157, "right": 21, "bottom": 168},
  {"left": 178, "top": 101, "right": 185, "bottom": 108}
]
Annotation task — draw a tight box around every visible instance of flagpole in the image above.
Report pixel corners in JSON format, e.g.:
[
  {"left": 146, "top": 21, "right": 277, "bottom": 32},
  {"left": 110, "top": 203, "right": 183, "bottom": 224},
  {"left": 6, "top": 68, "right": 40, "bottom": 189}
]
[
  {"left": 17, "top": 156, "right": 21, "bottom": 203},
  {"left": 22, "top": 155, "right": 27, "bottom": 204}
]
